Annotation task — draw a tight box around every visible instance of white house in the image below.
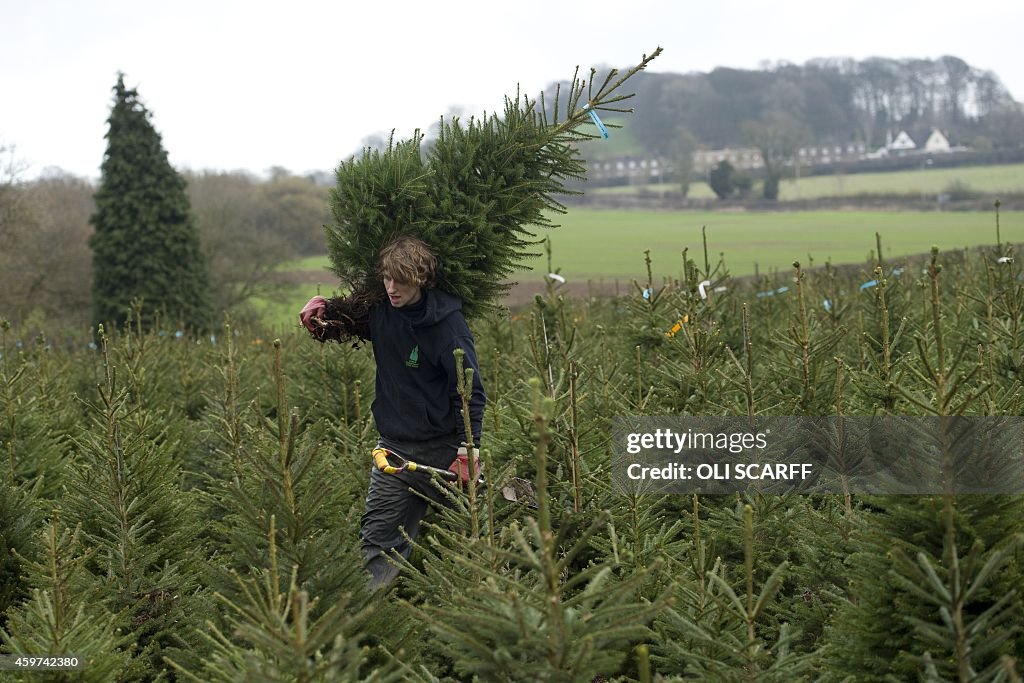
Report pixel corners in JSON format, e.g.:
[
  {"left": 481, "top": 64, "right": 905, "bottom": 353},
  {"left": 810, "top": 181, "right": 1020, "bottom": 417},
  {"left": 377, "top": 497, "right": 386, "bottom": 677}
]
[
  {"left": 888, "top": 130, "right": 917, "bottom": 151},
  {"left": 923, "top": 129, "right": 951, "bottom": 152}
]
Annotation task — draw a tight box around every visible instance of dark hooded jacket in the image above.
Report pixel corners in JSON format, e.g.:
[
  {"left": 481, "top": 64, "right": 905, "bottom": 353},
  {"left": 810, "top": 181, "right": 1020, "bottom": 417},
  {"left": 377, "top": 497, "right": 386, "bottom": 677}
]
[{"left": 368, "top": 288, "right": 485, "bottom": 444}]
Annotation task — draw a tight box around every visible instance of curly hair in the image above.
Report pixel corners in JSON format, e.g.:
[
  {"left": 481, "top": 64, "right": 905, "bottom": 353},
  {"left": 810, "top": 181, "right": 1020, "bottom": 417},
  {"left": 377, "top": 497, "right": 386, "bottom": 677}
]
[{"left": 377, "top": 235, "right": 438, "bottom": 288}]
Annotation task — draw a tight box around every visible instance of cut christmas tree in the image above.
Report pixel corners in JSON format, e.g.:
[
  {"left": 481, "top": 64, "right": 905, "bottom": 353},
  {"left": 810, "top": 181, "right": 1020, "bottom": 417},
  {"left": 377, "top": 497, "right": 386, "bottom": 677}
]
[{"left": 311, "top": 48, "right": 662, "bottom": 344}]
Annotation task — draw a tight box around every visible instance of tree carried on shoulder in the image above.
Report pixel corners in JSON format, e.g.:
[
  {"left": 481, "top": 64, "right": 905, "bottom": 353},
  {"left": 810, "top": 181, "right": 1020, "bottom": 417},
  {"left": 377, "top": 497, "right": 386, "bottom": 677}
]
[
  {"left": 302, "top": 48, "right": 663, "bottom": 344},
  {"left": 298, "top": 49, "right": 662, "bottom": 590}
]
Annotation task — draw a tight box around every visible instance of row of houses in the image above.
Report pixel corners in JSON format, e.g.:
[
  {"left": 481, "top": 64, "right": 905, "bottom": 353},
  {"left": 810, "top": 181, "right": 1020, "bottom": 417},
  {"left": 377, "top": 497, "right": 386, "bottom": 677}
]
[{"left": 587, "top": 129, "right": 959, "bottom": 182}]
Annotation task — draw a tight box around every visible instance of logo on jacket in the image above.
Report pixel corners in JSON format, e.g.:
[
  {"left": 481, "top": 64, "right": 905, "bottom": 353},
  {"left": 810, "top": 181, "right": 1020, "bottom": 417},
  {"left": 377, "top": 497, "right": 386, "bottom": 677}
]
[{"left": 406, "top": 345, "right": 419, "bottom": 368}]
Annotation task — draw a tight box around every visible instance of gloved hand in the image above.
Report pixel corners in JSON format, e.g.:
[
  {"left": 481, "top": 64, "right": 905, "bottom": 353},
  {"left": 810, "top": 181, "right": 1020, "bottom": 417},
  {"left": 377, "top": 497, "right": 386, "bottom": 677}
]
[
  {"left": 448, "top": 445, "right": 481, "bottom": 484},
  {"left": 299, "top": 295, "right": 327, "bottom": 332}
]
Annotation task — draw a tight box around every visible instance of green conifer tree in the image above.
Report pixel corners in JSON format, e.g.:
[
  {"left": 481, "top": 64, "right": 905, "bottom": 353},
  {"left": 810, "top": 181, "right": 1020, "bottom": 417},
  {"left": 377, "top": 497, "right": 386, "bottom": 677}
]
[
  {"left": 90, "top": 74, "right": 211, "bottom": 331},
  {"left": 60, "top": 328, "right": 210, "bottom": 678},
  {"left": 655, "top": 504, "right": 820, "bottom": 681},
  {"left": 824, "top": 493, "right": 1024, "bottom": 681},
  {"left": 1, "top": 321, "right": 72, "bottom": 500},
  {"left": 168, "top": 518, "right": 406, "bottom": 683},
  {"left": 0, "top": 479, "right": 41, "bottom": 629},
  {"left": 0, "top": 518, "right": 132, "bottom": 683}
]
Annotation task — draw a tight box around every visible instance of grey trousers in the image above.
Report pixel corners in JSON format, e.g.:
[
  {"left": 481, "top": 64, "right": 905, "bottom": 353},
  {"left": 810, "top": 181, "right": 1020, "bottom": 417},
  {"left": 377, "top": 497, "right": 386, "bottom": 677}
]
[{"left": 359, "top": 433, "right": 461, "bottom": 589}]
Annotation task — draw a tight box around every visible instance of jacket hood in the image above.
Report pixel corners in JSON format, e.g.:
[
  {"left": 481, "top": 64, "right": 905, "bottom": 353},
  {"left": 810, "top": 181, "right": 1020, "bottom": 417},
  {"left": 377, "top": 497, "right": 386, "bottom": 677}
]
[{"left": 399, "top": 288, "right": 463, "bottom": 328}]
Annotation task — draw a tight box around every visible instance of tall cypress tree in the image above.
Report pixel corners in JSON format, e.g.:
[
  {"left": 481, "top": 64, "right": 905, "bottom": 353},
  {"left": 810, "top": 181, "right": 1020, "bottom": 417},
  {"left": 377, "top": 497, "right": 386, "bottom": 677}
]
[{"left": 90, "top": 73, "right": 211, "bottom": 331}]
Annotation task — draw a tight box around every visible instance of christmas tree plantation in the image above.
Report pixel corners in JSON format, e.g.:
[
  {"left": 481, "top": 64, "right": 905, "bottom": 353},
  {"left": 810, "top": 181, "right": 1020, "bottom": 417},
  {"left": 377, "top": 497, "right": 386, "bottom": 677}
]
[{"left": 1, "top": 226, "right": 1022, "bottom": 680}]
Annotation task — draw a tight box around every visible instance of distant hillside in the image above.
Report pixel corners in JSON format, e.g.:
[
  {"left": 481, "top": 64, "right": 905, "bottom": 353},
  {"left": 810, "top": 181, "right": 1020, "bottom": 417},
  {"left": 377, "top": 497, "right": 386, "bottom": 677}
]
[{"left": 546, "top": 56, "right": 1024, "bottom": 158}]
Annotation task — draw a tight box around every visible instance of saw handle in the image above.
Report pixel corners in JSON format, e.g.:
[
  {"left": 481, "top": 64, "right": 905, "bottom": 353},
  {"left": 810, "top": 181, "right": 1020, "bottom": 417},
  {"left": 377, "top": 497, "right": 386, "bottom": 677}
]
[
  {"left": 372, "top": 447, "right": 405, "bottom": 474},
  {"left": 372, "top": 447, "right": 459, "bottom": 482}
]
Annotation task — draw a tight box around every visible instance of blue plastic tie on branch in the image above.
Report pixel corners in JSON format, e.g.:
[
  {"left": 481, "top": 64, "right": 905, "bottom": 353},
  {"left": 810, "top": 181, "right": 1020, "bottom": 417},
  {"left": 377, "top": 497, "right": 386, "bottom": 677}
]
[
  {"left": 756, "top": 285, "right": 790, "bottom": 299},
  {"left": 584, "top": 104, "right": 610, "bottom": 139},
  {"left": 860, "top": 280, "right": 878, "bottom": 291}
]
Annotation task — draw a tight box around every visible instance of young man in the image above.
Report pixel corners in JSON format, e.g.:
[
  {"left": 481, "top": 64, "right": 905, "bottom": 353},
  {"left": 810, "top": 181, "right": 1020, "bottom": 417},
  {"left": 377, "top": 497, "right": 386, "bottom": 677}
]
[{"left": 299, "top": 235, "right": 486, "bottom": 588}]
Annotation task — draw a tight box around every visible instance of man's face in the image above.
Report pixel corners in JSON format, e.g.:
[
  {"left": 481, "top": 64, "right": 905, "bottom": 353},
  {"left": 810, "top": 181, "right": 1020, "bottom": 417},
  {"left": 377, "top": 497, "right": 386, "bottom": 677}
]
[{"left": 384, "top": 276, "right": 422, "bottom": 308}]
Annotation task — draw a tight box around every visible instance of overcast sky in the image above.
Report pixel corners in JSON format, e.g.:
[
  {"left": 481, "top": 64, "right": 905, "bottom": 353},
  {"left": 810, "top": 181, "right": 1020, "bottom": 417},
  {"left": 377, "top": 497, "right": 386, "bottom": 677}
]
[{"left": 3, "top": 0, "right": 1022, "bottom": 180}]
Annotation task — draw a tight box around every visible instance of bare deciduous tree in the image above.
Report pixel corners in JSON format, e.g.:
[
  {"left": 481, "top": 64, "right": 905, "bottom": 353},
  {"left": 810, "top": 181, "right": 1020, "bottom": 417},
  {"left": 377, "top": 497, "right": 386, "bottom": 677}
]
[
  {"left": 185, "top": 171, "right": 329, "bottom": 321},
  {"left": 0, "top": 151, "right": 95, "bottom": 329}
]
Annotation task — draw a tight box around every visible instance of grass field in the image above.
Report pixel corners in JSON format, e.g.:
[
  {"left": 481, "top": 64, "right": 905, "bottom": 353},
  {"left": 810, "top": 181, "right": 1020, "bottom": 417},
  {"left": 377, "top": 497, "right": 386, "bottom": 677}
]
[
  {"left": 260, "top": 207, "right": 1020, "bottom": 328},
  {"left": 249, "top": 283, "right": 322, "bottom": 332},
  {"left": 591, "top": 162, "right": 1024, "bottom": 201},
  {"left": 559, "top": 208, "right": 1018, "bottom": 275},
  {"left": 281, "top": 208, "right": 1021, "bottom": 281}
]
